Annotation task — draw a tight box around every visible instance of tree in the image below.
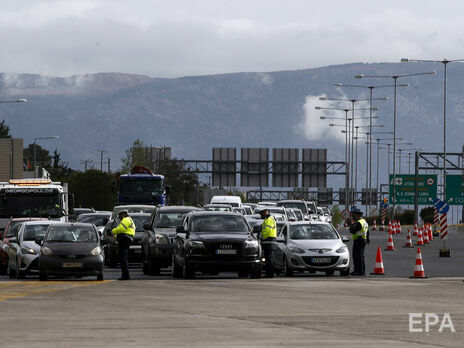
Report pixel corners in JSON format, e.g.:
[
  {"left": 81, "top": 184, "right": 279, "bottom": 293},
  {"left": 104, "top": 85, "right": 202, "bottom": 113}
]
[
  {"left": 420, "top": 206, "right": 435, "bottom": 224},
  {"left": 159, "top": 160, "right": 202, "bottom": 206},
  {"left": 0, "top": 120, "right": 11, "bottom": 138},
  {"left": 23, "top": 144, "right": 52, "bottom": 170},
  {"left": 120, "top": 138, "right": 152, "bottom": 172},
  {"left": 330, "top": 205, "right": 343, "bottom": 226}
]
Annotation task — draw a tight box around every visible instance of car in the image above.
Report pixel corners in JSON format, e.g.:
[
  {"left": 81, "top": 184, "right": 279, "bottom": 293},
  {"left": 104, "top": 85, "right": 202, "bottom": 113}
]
[
  {"left": 289, "top": 208, "right": 304, "bottom": 221},
  {"left": 109, "top": 205, "right": 156, "bottom": 222},
  {"left": 318, "top": 207, "right": 332, "bottom": 223},
  {"left": 253, "top": 206, "right": 289, "bottom": 220},
  {"left": 232, "top": 207, "right": 246, "bottom": 215},
  {"left": 0, "top": 217, "right": 48, "bottom": 274},
  {"left": 70, "top": 207, "right": 96, "bottom": 221},
  {"left": 38, "top": 223, "right": 104, "bottom": 281},
  {"left": 141, "top": 205, "right": 203, "bottom": 275},
  {"left": 272, "top": 221, "right": 350, "bottom": 276},
  {"left": 7, "top": 220, "right": 60, "bottom": 278},
  {"left": 210, "top": 195, "right": 242, "bottom": 207},
  {"left": 103, "top": 212, "right": 151, "bottom": 267},
  {"left": 77, "top": 212, "right": 112, "bottom": 236},
  {"left": 276, "top": 200, "right": 318, "bottom": 221},
  {"left": 257, "top": 201, "right": 277, "bottom": 207},
  {"left": 241, "top": 205, "right": 254, "bottom": 215},
  {"left": 172, "top": 211, "right": 262, "bottom": 279},
  {"left": 203, "top": 204, "right": 232, "bottom": 212}
]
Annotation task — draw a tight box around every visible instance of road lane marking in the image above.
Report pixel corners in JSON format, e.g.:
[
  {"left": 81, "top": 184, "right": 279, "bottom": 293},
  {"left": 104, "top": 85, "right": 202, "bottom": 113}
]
[{"left": 0, "top": 280, "right": 112, "bottom": 302}]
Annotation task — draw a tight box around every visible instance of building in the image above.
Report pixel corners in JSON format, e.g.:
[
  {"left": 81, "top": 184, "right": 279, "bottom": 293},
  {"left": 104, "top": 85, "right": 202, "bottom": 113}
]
[{"left": 0, "top": 138, "right": 23, "bottom": 181}]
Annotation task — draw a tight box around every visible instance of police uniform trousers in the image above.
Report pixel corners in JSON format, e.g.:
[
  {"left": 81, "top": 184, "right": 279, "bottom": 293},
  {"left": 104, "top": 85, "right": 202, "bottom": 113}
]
[
  {"left": 352, "top": 238, "right": 366, "bottom": 275},
  {"left": 262, "top": 239, "right": 276, "bottom": 277},
  {"left": 117, "top": 233, "right": 133, "bottom": 279}
]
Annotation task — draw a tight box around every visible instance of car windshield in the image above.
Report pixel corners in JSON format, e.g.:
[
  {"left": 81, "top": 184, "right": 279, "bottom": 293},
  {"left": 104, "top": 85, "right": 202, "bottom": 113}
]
[
  {"left": 155, "top": 211, "right": 192, "bottom": 228},
  {"left": 290, "top": 224, "right": 338, "bottom": 240},
  {"left": 23, "top": 224, "right": 50, "bottom": 241},
  {"left": 276, "top": 202, "right": 308, "bottom": 215},
  {"left": 306, "top": 202, "right": 317, "bottom": 214},
  {"left": 204, "top": 206, "right": 231, "bottom": 212},
  {"left": 46, "top": 226, "right": 98, "bottom": 242},
  {"left": 191, "top": 215, "right": 249, "bottom": 233},
  {"left": 77, "top": 214, "right": 110, "bottom": 226},
  {"left": 6, "top": 221, "right": 23, "bottom": 237}
]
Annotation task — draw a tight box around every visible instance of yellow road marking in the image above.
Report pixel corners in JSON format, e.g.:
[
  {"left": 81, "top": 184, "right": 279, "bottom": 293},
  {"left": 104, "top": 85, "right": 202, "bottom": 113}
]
[{"left": 0, "top": 280, "right": 112, "bottom": 302}]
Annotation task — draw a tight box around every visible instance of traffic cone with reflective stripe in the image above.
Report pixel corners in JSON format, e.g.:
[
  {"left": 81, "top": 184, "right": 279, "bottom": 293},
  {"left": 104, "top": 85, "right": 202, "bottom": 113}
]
[
  {"left": 397, "top": 221, "right": 402, "bottom": 234},
  {"left": 384, "top": 231, "right": 395, "bottom": 251},
  {"left": 416, "top": 227, "right": 424, "bottom": 246},
  {"left": 428, "top": 224, "right": 433, "bottom": 241},
  {"left": 410, "top": 248, "right": 428, "bottom": 278},
  {"left": 391, "top": 220, "right": 396, "bottom": 235},
  {"left": 372, "top": 220, "right": 377, "bottom": 230},
  {"left": 381, "top": 220, "right": 385, "bottom": 231},
  {"left": 423, "top": 226, "right": 429, "bottom": 244},
  {"left": 413, "top": 223, "right": 418, "bottom": 236},
  {"left": 388, "top": 221, "right": 392, "bottom": 234},
  {"left": 370, "top": 247, "right": 386, "bottom": 275},
  {"left": 404, "top": 229, "right": 413, "bottom": 248}
]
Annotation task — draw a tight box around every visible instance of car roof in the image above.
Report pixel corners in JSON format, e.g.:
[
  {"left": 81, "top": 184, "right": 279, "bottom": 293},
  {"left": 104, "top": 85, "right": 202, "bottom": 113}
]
[
  {"left": 47, "top": 222, "right": 97, "bottom": 228},
  {"left": 287, "top": 221, "right": 330, "bottom": 226},
  {"left": 19, "top": 220, "right": 60, "bottom": 226},
  {"left": 159, "top": 206, "right": 203, "bottom": 211},
  {"left": 114, "top": 205, "right": 156, "bottom": 209},
  {"left": 9, "top": 217, "right": 48, "bottom": 222},
  {"left": 188, "top": 211, "right": 241, "bottom": 217},
  {"left": 78, "top": 212, "right": 111, "bottom": 217}
]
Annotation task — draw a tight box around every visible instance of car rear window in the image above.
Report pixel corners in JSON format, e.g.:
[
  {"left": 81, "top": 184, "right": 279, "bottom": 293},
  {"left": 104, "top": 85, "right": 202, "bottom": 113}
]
[{"left": 191, "top": 215, "right": 249, "bottom": 233}]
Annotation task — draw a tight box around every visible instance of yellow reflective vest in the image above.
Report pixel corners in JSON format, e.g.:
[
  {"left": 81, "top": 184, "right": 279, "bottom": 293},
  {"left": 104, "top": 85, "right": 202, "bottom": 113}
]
[
  {"left": 261, "top": 215, "right": 277, "bottom": 241},
  {"left": 112, "top": 216, "right": 136, "bottom": 237},
  {"left": 352, "top": 218, "right": 368, "bottom": 240}
]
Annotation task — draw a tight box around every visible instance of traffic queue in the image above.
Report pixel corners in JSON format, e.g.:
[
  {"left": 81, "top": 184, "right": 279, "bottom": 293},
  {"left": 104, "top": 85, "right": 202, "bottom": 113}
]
[{"left": 0, "top": 196, "right": 352, "bottom": 281}]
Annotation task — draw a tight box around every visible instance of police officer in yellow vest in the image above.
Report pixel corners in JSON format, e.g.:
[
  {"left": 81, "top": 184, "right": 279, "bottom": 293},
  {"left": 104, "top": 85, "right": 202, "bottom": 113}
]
[
  {"left": 348, "top": 208, "right": 370, "bottom": 276},
  {"left": 257, "top": 207, "right": 277, "bottom": 278},
  {"left": 112, "top": 210, "right": 135, "bottom": 280}
]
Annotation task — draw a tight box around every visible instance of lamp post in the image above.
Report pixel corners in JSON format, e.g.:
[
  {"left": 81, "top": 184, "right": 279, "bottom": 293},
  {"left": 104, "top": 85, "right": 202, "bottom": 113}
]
[
  {"left": 402, "top": 58, "right": 464, "bottom": 202},
  {"left": 34, "top": 136, "right": 59, "bottom": 178},
  {"left": 319, "top": 96, "right": 386, "bottom": 193},
  {"left": 354, "top": 71, "right": 435, "bottom": 218}
]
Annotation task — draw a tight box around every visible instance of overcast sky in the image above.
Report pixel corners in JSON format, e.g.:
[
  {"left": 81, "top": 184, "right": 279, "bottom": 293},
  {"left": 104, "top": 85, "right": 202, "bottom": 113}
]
[{"left": 1, "top": 0, "right": 464, "bottom": 78}]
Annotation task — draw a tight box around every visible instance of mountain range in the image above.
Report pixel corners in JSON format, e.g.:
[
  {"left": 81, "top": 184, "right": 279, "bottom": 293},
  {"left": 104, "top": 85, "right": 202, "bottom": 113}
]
[{"left": 1, "top": 62, "right": 462, "bottom": 190}]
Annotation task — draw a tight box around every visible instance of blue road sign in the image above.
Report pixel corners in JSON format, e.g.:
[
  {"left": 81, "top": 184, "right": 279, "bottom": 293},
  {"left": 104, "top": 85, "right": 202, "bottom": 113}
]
[
  {"left": 438, "top": 202, "right": 449, "bottom": 214},
  {"left": 433, "top": 198, "right": 441, "bottom": 206}
]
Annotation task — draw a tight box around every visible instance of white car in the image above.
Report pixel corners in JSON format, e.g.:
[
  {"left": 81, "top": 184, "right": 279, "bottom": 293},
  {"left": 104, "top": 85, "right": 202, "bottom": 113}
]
[
  {"left": 273, "top": 221, "right": 350, "bottom": 276},
  {"left": 7, "top": 220, "right": 60, "bottom": 278}
]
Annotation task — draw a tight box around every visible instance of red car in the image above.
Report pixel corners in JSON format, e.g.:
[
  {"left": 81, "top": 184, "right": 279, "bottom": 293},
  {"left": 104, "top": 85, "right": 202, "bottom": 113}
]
[{"left": 0, "top": 217, "right": 48, "bottom": 274}]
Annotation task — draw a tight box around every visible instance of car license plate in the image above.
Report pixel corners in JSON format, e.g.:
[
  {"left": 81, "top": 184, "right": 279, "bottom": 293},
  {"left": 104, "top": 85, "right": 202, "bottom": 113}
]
[
  {"left": 311, "top": 257, "right": 331, "bottom": 263},
  {"left": 62, "top": 262, "right": 83, "bottom": 268},
  {"left": 216, "top": 249, "right": 237, "bottom": 255}
]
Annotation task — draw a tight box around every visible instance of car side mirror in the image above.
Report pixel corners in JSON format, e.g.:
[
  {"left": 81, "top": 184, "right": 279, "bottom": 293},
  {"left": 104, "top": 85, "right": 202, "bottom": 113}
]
[
  {"left": 289, "top": 216, "right": 296, "bottom": 222},
  {"left": 252, "top": 225, "right": 262, "bottom": 234},
  {"left": 176, "top": 226, "right": 185, "bottom": 233},
  {"left": 34, "top": 237, "right": 43, "bottom": 246},
  {"left": 341, "top": 236, "right": 350, "bottom": 243},
  {"left": 143, "top": 223, "right": 151, "bottom": 231}
]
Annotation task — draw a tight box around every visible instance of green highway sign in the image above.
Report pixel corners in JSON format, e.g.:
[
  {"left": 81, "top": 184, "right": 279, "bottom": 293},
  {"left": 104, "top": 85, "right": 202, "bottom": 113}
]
[
  {"left": 446, "top": 175, "right": 464, "bottom": 205},
  {"left": 389, "top": 174, "right": 437, "bottom": 205}
]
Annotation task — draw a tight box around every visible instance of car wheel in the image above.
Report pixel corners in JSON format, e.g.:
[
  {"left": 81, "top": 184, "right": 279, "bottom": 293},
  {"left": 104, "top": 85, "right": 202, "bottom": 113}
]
[
  {"left": 39, "top": 273, "right": 47, "bottom": 281},
  {"left": 182, "top": 259, "right": 195, "bottom": 279},
  {"left": 172, "top": 257, "right": 182, "bottom": 278},
  {"left": 97, "top": 274, "right": 104, "bottom": 281},
  {"left": 325, "top": 270, "right": 335, "bottom": 276},
  {"left": 340, "top": 268, "right": 350, "bottom": 277},
  {"left": 283, "top": 258, "right": 293, "bottom": 277}
]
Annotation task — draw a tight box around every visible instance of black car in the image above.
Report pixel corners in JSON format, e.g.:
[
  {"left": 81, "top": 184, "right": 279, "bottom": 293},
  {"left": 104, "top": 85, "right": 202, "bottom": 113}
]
[
  {"left": 103, "top": 213, "right": 151, "bottom": 267},
  {"left": 172, "top": 211, "right": 262, "bottom": 279},
  {"left": 38, "top": 223, "right": 104, "bottom": 281},
  {"left": 141, "top": 206, "right": 203, "bottom": 275}
]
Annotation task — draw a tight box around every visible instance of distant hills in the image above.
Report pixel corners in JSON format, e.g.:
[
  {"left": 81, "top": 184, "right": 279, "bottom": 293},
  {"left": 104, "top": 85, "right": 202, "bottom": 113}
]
[{"left": 1, "top": 62, "right": 463, "bottom": 189}]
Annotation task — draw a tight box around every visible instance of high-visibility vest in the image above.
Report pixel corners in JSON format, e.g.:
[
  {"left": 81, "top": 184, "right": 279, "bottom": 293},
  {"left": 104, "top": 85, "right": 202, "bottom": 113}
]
[
  {"left": 261, "top": 215, "right": 277, "bottom": 240},
  {"left": 352, "top": 218, "right": 368, "bottom": 240},
  {"left": 112, "top": 216, "right": 136, "bottom": 237}
]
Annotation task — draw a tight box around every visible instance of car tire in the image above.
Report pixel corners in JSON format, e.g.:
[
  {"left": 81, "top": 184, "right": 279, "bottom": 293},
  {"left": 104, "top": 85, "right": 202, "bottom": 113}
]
[
  {"left": 97, "top": 274, "right": 104, "bottom": 281},
  {"left": 39, "top": 273, "right": 47, "bottom": 281},
  {"left": 283, "top": 258, "right": 294, "bottom": 277},
  {"left": 182, "top": 259, "right": 195, "bottom": 279},
  {"left": 325, "top": 270, "right": 335, "bottom": 276},
  {"left": 340, "top": 268, "right": 350, "bottom": 277},
  {"left": 108, "top": 249, "right": 118, "bottom": 268}
]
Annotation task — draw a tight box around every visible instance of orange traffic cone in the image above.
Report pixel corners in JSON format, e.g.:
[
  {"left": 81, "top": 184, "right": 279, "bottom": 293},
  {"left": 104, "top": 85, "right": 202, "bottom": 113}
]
[
  {"left": 410, "top": 248, "right": 428, "bottom": 278},
  {"left": 372, "top": 220, "right": 377, "bottom": 230},
  {"left": 413, "top": 223, "right": 418, "bottom": 236},
  {"left": 416, "top": 227, "right": 424, "bottom": 246},
  {"left": 403, "top": 229, "right": 413, "bottom": 248},
  {"left": 423, "top": 226, "right": 429, "bottom": 244},
  {"left": 370, "top": 247, "right": 386, "bottom": 275},
  {"left": 384, "top": 232, "right": 395, "bottom": 251}
]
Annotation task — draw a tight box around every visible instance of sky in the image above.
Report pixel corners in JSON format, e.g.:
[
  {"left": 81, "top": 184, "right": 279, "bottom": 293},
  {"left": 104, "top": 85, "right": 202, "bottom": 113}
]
[{"left": 1, "top": 0, "right": 464, "bottom": 78}]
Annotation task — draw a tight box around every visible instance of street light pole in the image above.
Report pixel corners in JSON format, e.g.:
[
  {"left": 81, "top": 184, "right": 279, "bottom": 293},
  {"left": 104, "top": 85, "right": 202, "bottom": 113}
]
[{"left": 33, "top": 136, "right": 60, "bottom": 178}]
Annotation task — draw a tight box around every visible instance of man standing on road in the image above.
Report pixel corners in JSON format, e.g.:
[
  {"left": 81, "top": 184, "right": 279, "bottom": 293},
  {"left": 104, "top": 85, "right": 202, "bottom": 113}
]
[
  {"left": 258, "top": 207, "right": 277, "bottom": 278},
  {"left": 348, "top": 208, "right": 370, "bottom": 276},
  {"left": 112, "top": 210, "right": 135, "bottom": 280}
]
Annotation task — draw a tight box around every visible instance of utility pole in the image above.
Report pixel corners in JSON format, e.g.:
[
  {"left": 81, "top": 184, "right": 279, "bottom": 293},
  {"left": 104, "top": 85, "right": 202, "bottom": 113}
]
[
  {"left": 80, "top": 159, "right": 93, "bottom": 172},
  {"left": 97, "top": 150, "right": 107, "bottom": 172}
]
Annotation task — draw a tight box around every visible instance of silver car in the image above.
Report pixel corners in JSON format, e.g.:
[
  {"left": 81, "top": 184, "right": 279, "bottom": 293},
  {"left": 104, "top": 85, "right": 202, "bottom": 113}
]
[
  {"left": 7, "top": 220, "right": 60, "bottom": 278},
  {"left": 273, "top": 221, "right": 350, "bottom": 276}
]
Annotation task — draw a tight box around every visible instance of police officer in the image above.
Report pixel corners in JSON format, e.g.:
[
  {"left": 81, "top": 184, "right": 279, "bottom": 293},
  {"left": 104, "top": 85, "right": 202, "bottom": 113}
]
[
  {"left": 112, "top": 210, "right": 135, "bottom": 280},
  {"left": 257, "top": 207, "right": 277, "bottom": 278},
  {"left": 348, "top": 208, "right": 370, "bottom": 276}
]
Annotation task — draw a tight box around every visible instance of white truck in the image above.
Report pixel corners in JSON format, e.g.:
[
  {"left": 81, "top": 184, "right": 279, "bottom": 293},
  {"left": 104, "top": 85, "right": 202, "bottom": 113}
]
[{"left": 0, "top": 179, "right": 73, "bottom": 230}]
